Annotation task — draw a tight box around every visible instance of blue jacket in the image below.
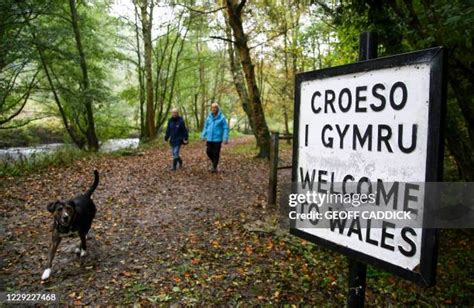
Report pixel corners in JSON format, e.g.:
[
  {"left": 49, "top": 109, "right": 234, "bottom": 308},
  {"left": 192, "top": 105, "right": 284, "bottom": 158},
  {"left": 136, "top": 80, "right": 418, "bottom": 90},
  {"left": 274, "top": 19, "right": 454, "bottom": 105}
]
[
  {"left": 165, "top": 116, "right": 188, "bottom": 146},
  {"left": 201, "top": 111, "right": 229, "bottom": 142}
]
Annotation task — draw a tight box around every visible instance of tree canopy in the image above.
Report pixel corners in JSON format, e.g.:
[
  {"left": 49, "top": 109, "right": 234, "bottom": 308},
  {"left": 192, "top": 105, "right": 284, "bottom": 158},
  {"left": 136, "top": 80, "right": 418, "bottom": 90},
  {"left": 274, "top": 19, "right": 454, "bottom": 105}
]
[{"left": 1, "top": 0, "right": 472, "bottom": 178}]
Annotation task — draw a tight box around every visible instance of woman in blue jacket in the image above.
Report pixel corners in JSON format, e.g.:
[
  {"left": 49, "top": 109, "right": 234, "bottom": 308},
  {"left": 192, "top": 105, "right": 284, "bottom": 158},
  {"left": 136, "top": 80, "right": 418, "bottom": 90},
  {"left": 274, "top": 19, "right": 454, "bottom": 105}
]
[
  {"left": 165, "top": 108, "right": 188, "bottom": 171},
  {"left": 201, "top": 103, "right": 229, "bottom": 173}
]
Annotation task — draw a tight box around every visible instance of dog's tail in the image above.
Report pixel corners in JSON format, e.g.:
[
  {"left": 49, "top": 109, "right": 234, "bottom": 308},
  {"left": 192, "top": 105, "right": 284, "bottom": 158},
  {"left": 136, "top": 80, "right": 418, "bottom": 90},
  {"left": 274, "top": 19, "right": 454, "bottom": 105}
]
[{"left": 85, "top": 170, "right": 99, "bottom": 198}]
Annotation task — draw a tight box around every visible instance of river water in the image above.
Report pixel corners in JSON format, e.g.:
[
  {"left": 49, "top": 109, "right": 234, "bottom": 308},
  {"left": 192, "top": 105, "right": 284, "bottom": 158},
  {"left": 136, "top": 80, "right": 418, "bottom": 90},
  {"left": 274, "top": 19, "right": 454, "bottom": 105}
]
[{"left": 0, "top": 138, "right": 140, "bottom": 162}]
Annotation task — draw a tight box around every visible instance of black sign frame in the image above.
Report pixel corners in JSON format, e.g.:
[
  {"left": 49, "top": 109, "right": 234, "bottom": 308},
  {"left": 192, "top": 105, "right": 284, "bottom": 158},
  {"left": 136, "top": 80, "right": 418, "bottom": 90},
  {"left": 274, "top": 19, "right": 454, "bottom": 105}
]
[{"left": 291, "top": 47, "right": 446, "bottom": 286}]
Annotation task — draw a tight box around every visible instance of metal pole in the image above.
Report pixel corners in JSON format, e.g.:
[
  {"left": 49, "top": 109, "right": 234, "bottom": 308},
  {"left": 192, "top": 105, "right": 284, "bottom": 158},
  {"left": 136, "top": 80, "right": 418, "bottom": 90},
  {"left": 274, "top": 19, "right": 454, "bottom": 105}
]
[
  {"left": 358, "top": 32, "right": 378, "bottom": 61},
  {"left": 347, "top": 259, "right": 367, "bottom": 308},
  {"left": 268, "top": 132, "right": 279, "bottom": 206},
  {"left": 347, "top": 31, "right": 378, "bottom": 308}
]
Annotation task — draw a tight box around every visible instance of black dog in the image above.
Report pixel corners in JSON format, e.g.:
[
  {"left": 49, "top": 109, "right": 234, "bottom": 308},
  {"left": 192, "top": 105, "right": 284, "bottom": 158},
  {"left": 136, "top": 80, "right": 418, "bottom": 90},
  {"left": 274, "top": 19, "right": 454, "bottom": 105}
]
[{"left": 42, "top": 170, "right": 99, "bottom": 280}]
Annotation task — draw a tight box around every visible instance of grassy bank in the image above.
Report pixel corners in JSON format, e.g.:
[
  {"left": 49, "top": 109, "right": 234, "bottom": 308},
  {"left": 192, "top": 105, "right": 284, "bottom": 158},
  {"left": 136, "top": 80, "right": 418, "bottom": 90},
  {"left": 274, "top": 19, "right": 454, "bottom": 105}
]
[
  {"left": 0, "top": 121, "right": 141, "bottom": 149},
  {"left": 1, "top": 146, "right": 95, "bottom": 177}
]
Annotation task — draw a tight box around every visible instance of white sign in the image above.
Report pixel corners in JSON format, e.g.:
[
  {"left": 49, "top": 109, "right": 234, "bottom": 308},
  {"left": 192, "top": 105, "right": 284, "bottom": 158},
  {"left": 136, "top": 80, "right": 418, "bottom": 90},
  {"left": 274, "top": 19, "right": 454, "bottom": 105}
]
[{"left": 292, "top": 48, "right": 445, "bottom": 283}]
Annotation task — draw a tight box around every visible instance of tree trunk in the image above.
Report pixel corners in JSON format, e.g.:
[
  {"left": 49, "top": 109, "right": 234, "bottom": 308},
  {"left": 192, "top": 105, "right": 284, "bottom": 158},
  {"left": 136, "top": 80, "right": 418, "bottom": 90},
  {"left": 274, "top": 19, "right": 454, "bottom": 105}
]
[
  {"left": 447, "top": 74, "right": 474, "bottom": 181},
  {"left": 195, "top": 37, "right": 207, "bottom": 131},
  {"left": 193, "top": 93, "right": 200, "bottom": 129},
  {"left": 69, "top": 0, "right": 99, "bottom": 151},
  {"left": 212, "top": 54, "right": 226, "bottom": 116},
  {"left": 283, "top": 108, "right": 290, "bottom": 136},
  {"left": 134, "top": 3, "right": 145, "bottom": 138},
  {"left": 154, "top": 23, "right": 173, "bottom": 129},
  {"left": 449, "top": 60, "right": 474, "bottom": 150},
  {"left": 138, "top": 0, "right": 156, "bottom": 140},
  {"left": 225, "top": 0, "right": 270, "bottom": 158},
  {"left": 282, "top": 21, "right": 291, "bottom": 138},
  {"left": 445, "top": 104, "right": 474, "bottom": 181},
  {"left": 155, "top": 22, "right": 189, "bottom": 131},
  {"left": 225, "top": 19, "right": 255, "bottom": 134}
]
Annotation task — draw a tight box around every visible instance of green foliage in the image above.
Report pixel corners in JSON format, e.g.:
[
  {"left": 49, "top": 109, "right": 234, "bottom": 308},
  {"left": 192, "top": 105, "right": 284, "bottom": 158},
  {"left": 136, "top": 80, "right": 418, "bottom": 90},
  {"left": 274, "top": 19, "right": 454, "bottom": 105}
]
[
  {"left": 0, "top": 0, "right": 40, "bottom": 127},
  {"left": 2, "top": 0, "right": 472, "bottom": 178},
  {"left": 9, "top": 0, "right": 134, "bottom": 147}
]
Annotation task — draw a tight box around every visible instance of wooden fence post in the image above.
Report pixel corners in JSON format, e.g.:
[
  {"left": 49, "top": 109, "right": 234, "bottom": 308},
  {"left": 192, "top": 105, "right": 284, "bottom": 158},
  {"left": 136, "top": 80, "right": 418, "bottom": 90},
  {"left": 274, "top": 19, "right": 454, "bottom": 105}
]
[{"left": 268, "top": 132, "right": 279, "bottom": 206}]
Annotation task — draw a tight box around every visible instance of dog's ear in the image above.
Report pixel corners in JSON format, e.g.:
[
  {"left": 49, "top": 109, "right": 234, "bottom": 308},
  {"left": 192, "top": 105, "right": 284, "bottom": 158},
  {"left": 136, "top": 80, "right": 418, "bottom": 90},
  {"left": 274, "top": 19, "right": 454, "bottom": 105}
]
[{"left": 47, "top": 201, "right": 58, "bottom": 213}]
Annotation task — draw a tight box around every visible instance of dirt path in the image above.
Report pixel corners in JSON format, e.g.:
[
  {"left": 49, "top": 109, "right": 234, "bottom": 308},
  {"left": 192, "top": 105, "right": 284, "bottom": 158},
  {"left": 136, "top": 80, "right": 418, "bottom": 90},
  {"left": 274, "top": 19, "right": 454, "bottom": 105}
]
[
  {"left": 1, "top": 137, "right": 472, "bottom": 305},
  {"left": 0, "top": 137, "right": 297, "bottom": 305}
]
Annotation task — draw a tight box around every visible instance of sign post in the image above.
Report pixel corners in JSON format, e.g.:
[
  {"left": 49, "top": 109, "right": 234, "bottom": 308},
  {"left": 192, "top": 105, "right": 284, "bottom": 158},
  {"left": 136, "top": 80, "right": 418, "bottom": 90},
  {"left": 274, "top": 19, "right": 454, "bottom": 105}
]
[
  {"left": 291, "top": 32, "right": 446, "bottom": 306},
  {"left": 346, "top": 31, "right": 378, "bottom": 308}
]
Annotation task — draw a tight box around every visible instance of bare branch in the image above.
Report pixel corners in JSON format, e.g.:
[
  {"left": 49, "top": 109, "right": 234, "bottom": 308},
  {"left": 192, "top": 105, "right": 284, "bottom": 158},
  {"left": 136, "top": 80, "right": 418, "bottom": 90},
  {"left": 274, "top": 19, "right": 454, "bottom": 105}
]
[
  {"left": 237, "top": 0, "right": 247, "bottom": 13},
  {"left": 311, "top": 0, "right": 335, "bottom": 16},
  {"left": 210, "top": 35, "right": 237, "bottom": 45},
  {"left": 0, "top": 69, "right": 40, "bottom": 126},
  {"left": 249, "top": 29, "right": 291, "bottom": 50},
  {"left": 176, "top": 3, "right": 225, "bottom": 14},
  {"left": 0, "top": 115, "right": 51, "bottom": 130}
]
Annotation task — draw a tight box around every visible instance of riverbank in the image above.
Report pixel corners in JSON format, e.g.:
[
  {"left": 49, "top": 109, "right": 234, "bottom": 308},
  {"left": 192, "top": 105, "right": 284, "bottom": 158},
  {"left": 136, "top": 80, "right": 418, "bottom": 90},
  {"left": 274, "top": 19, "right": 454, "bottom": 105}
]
[
  {"left": 0, "top": 125, "right": 65, "bottom": 148},
  {"left": 0, "top": 123, "right": 140, "bottom": 149},
  {"left": 0, "top": 139, "right": 142, "bottom": 177}
]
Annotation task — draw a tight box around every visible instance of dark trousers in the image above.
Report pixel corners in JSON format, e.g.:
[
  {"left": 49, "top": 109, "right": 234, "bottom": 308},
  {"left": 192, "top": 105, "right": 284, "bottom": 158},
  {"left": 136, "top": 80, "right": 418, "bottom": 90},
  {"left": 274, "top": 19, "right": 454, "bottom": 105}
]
[{"left": 206, "top": 141, "right": 222, "bottom": 169}]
